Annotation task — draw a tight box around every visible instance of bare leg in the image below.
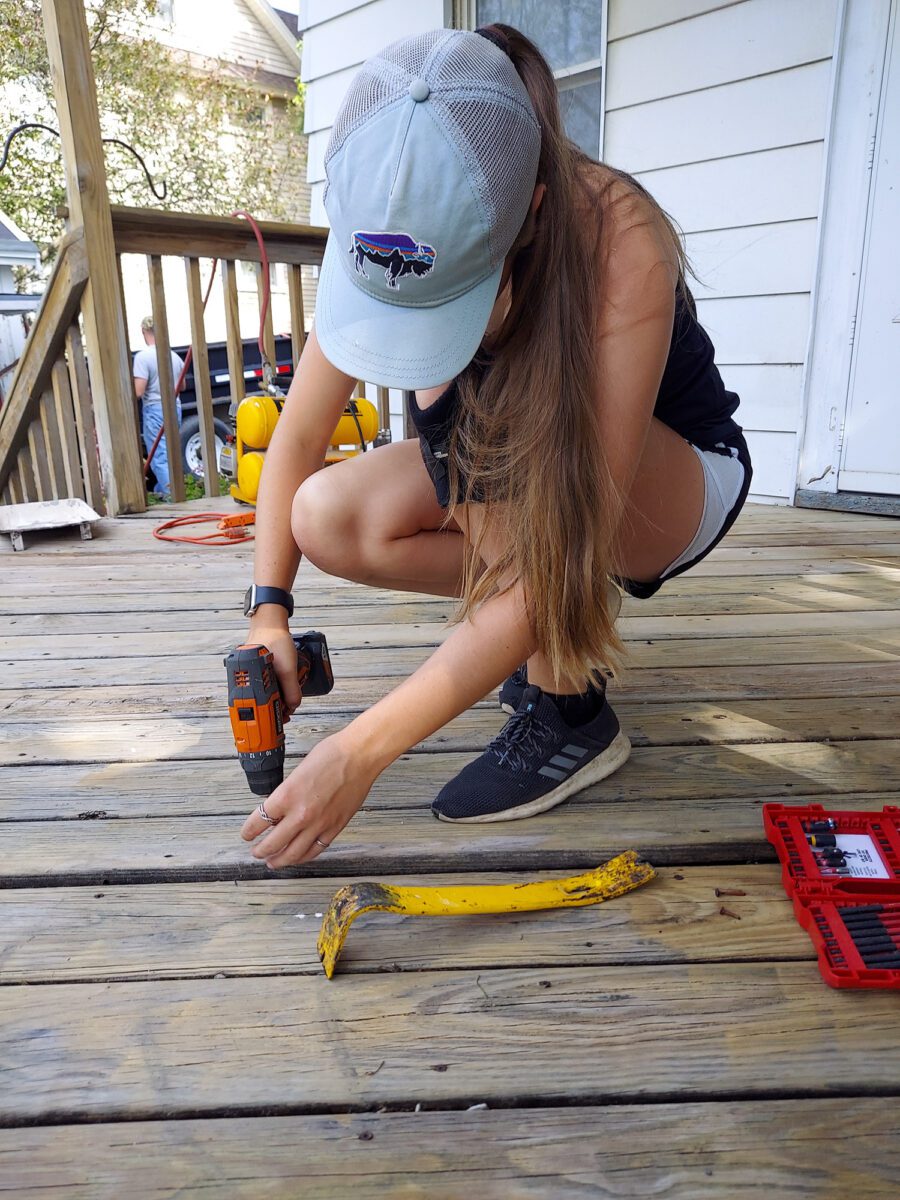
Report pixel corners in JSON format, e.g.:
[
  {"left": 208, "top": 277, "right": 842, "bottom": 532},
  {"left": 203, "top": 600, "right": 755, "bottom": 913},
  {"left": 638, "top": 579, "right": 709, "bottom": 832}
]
[
  {"left": 291, "top": 439, "right": 466, "bottom": 596},
  {"left": 294, "top": 420, "right": 705, "bottom": 695}
]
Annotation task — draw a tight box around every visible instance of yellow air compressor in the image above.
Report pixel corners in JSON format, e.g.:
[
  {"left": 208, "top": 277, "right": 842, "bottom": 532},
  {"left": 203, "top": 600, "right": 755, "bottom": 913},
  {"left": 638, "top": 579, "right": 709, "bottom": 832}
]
[{"left": 223, "top": 386, "right": 382, "bottom": 506}]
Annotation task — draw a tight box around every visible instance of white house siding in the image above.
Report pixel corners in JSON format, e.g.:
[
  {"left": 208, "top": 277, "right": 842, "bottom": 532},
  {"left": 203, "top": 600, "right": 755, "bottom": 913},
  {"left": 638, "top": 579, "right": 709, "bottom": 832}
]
[{"left": 605, "top": 0, "right": 840, "bottom": 502}]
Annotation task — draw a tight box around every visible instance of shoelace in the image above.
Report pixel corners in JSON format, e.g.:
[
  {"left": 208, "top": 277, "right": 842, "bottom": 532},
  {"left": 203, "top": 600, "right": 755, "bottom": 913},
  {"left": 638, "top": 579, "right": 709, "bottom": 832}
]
[{"left": 489, "top": 706, "right": 555, "bottom": 772}]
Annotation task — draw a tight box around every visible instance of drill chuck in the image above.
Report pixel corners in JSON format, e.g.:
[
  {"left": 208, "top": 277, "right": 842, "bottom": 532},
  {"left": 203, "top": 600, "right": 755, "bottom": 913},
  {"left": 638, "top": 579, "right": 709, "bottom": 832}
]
[{"left": 242, "top": 756, "right": 285, "bottom": 797}]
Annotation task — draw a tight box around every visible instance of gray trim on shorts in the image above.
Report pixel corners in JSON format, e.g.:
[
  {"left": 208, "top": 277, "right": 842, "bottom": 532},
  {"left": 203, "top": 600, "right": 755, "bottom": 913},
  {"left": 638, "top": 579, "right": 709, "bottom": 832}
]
[{"left": 659, "top": 443, "right": 747, "bottom": 580}]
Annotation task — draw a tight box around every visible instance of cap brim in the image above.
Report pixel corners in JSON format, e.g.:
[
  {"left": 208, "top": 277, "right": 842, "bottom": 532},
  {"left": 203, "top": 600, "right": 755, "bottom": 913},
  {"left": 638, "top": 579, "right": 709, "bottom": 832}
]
[{"left": 314, "top": 231, "right": 502, "bottom": 390}]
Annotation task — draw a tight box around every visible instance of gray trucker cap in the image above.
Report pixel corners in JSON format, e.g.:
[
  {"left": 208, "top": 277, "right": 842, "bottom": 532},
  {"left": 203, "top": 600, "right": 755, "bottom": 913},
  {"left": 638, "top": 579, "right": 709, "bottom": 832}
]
[{"left": 314, "top": 28, "right": 541, "bottom": 389}]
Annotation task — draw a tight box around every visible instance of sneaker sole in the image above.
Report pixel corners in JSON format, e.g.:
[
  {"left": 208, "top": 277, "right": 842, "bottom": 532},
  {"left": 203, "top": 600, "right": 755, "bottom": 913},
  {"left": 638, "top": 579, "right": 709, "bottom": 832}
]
[{"left": 436, "top": 729, "right": 632, "bottom": 824}]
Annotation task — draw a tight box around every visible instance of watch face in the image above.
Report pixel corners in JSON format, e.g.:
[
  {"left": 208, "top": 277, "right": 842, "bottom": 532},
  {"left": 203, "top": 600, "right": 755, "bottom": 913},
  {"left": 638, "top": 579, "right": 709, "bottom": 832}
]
[{"left": 244, "top": 586, "right": 255, "bottom": 616}]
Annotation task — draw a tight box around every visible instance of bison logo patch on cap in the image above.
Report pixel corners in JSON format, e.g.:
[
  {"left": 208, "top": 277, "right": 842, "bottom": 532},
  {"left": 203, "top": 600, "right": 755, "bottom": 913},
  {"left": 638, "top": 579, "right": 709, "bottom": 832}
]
[{"left": 350, "top": 231, "right": 436, "bottom": 290}]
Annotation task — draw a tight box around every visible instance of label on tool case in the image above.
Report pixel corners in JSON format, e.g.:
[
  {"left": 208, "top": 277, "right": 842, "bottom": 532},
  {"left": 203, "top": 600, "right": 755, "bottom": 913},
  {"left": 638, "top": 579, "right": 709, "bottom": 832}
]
[{"left": 834, "top": 835, "right": 891, "bottom": 879}]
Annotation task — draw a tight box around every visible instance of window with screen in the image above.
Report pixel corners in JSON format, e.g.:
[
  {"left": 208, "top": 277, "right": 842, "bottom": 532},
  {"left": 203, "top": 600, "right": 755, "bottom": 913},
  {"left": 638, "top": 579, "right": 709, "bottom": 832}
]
[{"left": 475, "top": 1, "right": 604, "bottom": 158}]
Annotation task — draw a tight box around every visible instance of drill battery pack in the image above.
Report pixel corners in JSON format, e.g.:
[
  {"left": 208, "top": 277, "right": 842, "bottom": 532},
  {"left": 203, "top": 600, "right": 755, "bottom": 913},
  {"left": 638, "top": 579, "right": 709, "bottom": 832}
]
[{"left": 764, "top": 803, "right": 900, "bottom": 990}]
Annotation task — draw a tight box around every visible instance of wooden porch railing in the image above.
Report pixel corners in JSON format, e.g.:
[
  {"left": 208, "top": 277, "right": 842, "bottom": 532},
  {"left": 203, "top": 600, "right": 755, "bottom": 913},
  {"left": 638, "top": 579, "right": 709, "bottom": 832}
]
[
  {"left": 0, "top": 229, "right": 104, "bottom": 511},
  {"left": 0, "top": 207, "right": 393, "bottom": 514}
]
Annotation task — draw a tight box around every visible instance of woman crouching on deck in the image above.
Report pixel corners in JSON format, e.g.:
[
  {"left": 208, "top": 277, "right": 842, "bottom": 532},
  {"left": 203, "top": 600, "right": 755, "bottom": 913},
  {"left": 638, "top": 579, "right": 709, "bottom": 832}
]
[{"left": 240, "top": 25, "right": 753, "bottom": 867}]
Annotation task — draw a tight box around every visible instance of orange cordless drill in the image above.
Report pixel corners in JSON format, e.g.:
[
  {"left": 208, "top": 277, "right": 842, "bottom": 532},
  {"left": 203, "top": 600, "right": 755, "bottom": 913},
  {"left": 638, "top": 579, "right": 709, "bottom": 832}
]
[{"left": 225, "top": 632, "right": 334, "bottom": 796}]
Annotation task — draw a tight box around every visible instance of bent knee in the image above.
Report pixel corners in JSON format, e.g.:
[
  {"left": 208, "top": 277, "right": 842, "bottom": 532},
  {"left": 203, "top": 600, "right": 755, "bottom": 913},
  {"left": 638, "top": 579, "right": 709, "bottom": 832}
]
[{"left": 291, "top": 471, "right": 358, "bottom": 570}]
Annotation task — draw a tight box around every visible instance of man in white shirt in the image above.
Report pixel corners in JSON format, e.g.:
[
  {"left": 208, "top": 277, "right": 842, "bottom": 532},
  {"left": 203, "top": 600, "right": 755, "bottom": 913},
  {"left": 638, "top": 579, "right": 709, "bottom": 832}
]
[{"left": 133, "top": 315, "right": 185, "bottom": 498}]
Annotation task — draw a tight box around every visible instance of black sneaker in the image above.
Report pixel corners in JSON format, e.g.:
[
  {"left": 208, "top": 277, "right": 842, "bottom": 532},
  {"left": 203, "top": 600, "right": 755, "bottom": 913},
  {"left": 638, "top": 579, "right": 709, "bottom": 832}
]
[
  {"left": 498, "top": 664, "right": 528, "bottom": 714},
  {"left": 433, "top": 684, "right": 631, "bottom": 823}
]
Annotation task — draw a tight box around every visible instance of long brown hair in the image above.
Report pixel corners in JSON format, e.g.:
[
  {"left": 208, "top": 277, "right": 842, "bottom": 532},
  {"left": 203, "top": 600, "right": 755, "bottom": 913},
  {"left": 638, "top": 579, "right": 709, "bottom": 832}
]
[{"left": 446, "top": 22, "right": 691, "bottom": 688}]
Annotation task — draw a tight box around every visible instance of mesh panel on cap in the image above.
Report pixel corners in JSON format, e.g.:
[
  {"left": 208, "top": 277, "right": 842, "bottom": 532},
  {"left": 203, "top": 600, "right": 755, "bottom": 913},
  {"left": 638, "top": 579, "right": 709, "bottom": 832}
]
[
  {"left": 325, "top": 62, "right": 407, "bottom": 176},
  {"left": 378, "top": 27, "right": 450, "bottom": 78},
  {"left": 325, "top": 31, "right": 450, "bottom": 176},
  {"left": 430, "top": 32, "right": 515, "bottom": 92},
  {"left": 434, "top": 96, "right": 540, "bottom": 266}
]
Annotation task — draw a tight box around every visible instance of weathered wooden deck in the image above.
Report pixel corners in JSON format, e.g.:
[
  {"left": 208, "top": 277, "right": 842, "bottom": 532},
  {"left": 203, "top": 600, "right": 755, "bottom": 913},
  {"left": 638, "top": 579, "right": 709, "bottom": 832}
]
[{"left": 1, "top": 497, "right": 899, "bottom": 1196}]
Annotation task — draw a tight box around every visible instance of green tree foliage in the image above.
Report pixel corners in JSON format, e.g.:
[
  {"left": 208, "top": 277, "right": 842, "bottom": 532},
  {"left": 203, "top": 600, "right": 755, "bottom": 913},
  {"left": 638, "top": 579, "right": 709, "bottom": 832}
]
[{"left": 0, "top": 0, "right": 304, "bottom": 260}]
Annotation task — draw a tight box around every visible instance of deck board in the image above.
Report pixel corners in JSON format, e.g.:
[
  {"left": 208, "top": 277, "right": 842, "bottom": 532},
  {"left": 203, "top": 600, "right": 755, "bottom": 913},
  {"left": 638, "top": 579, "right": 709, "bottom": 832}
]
[
  {"left": 2, "top": 661, "right": 900, "bottom": 719},
  {"left": 0, "top": 866, "right": 810, "bottom": 983},
  {"left": 3, "top": 697, "right": 899, "bottom": 767},
  {"left": 1, "top": 1102, "right": 898, "bottom": 1199},
  {"left": 5, "top": 963, "right": 900, "bottom": 1121},
  {"left": 2, "top": 497, "right": 900, "bottom": 1193}
]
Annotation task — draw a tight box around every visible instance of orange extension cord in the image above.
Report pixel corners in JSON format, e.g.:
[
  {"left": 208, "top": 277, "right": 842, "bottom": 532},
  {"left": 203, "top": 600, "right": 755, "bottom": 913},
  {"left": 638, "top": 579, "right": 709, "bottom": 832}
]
[
  {"left": 150, "top": 210, "right": 272, "bottom": 546},
  {"left": 152, "top": 510, "right": 255, "bottom": 546}
]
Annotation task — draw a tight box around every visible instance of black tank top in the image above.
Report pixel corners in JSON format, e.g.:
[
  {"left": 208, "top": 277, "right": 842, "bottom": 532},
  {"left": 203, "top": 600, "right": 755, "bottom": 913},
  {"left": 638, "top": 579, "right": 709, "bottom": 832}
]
[
  {"left": 408, "top": 282, "right": 745, "bottom": 499},
  {"left": 654, "top": 284, "right": 743, "bottom": 447}
]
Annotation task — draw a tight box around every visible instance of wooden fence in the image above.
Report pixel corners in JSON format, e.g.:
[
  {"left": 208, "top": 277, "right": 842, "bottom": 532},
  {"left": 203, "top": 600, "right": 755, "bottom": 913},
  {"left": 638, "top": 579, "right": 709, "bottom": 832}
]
[
  {"left": 0, "top": 229, "right": 104, "bottom": 511},
  {"left": 0, "top": 207, "right": 392, "bottom": 513}
]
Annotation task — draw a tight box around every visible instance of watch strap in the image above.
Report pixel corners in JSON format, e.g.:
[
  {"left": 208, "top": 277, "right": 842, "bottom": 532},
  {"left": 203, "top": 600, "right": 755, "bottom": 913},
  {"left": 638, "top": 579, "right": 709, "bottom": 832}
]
[{"left": 245, "top": 584, "right": 294, "bottom": 618}]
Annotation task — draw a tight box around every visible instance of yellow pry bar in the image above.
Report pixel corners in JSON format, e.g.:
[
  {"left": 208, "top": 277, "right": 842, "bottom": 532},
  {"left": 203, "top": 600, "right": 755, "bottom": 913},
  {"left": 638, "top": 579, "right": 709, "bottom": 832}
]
[{"left": 316, "top": 850, "right": 656, "bottom": 979}]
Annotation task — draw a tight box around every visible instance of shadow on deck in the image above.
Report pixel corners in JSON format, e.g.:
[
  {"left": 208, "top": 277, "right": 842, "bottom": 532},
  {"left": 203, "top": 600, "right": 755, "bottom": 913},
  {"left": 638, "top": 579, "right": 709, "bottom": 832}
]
[{"left": 1, "top": 497, "right": 899, "bottom": 1195}]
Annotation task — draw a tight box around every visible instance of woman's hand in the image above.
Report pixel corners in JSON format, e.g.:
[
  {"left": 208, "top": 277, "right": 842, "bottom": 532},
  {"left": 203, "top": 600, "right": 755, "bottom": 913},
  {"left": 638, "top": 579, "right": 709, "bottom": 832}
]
[
  {"left": 247, "top": 615, "right": 301, "bottom": 721},
  {"left": 240, "top": 730, "right": 378, "bottom": 868}
]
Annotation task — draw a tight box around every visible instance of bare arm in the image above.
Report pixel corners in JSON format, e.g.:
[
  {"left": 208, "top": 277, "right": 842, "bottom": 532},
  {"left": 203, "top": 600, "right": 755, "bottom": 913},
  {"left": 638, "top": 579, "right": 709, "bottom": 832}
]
[
  {"left": 348, "top": 574, "right": 533, "bottom": 771},
  {"left": 133, "top": 377, "right": 147, "bottom": 399},
  {"left": 247, "top": 329, "right": 357, "bottom": 709},
  {"left": 592, "top": 191, "right": 678, "bottom": 516},
  {"left": 245, "top": 551, "right": 536, "bottom": 868}
]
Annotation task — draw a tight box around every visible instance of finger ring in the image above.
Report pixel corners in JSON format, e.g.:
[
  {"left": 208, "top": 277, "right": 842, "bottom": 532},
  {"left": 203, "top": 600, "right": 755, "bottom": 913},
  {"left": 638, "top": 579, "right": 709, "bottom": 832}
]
[
  {"left": 314, "top": 837, "right": 330, "bottom": 849},
  {"left": 257, "top": 802, "right": 279, "bottom": 826}
]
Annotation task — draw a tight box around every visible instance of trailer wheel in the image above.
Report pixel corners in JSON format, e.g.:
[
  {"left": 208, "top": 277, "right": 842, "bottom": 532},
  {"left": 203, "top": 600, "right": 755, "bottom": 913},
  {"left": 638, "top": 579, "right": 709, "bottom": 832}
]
[{"left": 180, "top": 416, "right": 230, "bottom": 480}]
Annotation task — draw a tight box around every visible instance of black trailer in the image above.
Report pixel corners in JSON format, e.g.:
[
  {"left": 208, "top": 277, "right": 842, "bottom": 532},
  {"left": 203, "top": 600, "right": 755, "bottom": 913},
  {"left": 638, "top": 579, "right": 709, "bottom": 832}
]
[{"left": 140, "top": 334, "right": 296, "bottom": 482}]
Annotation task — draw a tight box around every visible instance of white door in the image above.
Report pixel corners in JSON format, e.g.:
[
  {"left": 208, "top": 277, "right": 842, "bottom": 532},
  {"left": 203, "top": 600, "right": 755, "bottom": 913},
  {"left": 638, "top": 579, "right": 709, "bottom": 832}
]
[{"left": 838, "top": 0, "right": 900, "bottom": 495}]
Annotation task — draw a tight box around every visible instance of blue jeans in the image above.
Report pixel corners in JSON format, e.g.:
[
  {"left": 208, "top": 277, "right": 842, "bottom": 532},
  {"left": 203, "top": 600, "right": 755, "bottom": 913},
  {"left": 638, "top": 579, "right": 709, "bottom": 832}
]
[{"left": 142, "top": 401, "right": 181, "bottom": 496}]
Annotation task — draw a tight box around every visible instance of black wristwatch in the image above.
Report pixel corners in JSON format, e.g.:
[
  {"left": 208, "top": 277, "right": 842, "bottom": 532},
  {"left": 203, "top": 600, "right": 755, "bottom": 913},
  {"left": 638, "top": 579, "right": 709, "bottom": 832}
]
[{"left": 244, "top": 584, "right": 294, "bottom": 618}]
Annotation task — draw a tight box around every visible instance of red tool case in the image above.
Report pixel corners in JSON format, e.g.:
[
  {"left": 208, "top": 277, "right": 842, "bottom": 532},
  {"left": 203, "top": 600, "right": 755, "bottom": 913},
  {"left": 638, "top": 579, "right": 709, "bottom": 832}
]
[{"left": 763, "top": 803, "right": 900, "bottom": 990}]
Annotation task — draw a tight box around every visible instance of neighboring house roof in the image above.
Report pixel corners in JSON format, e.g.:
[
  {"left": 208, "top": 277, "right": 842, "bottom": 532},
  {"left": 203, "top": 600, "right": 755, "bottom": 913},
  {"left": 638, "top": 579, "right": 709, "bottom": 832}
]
[
  {"left": 273, "top": 7, "right": 299, "bottom": 40},
  {"left": 0, "top": 212, "right": 40, "bottom": 268},
  {"left": 245, "top": 0, "right": 300, "bottom": 62}
]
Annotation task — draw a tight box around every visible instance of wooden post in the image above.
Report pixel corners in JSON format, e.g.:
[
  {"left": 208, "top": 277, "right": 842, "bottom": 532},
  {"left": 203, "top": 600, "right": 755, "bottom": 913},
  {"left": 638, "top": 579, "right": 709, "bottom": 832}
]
[
  {"left": 39, "top": 389, "right": 68, "bottom": 497},
  {"left": 185, "top": 257, "right": 220, "bottom": 498},
  {"left": 66, "top": 322, "right": 105, "bottom": 513},
  {"left": 41, "top": 0, "right": 146, "bottom": 514},
  {"left": 17, "top": 447, "right": 37, "bottom": 502},
  {"left": 287, "top": 265, "right": 306, "bottom": 366},
  {"left": 222, "top": 260, "right": 246, "bottom": 408},
  {"left": 147, "top": 255, "right": 185, "bottom": 502},
  {"left": 402, "top": 391, "right": 417, "bottom": 440},
  {"left": 51, "top": 359, "right": 85, "bottom": 499},
  {"left": 28, "top": 418, "right": 53, "bottom": 500},
  {"left": 256, "top": 263, "right": 277, "bottom": 370},
  {"left": 376, "top": 386, "right": 390, "bottom": 434}
]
